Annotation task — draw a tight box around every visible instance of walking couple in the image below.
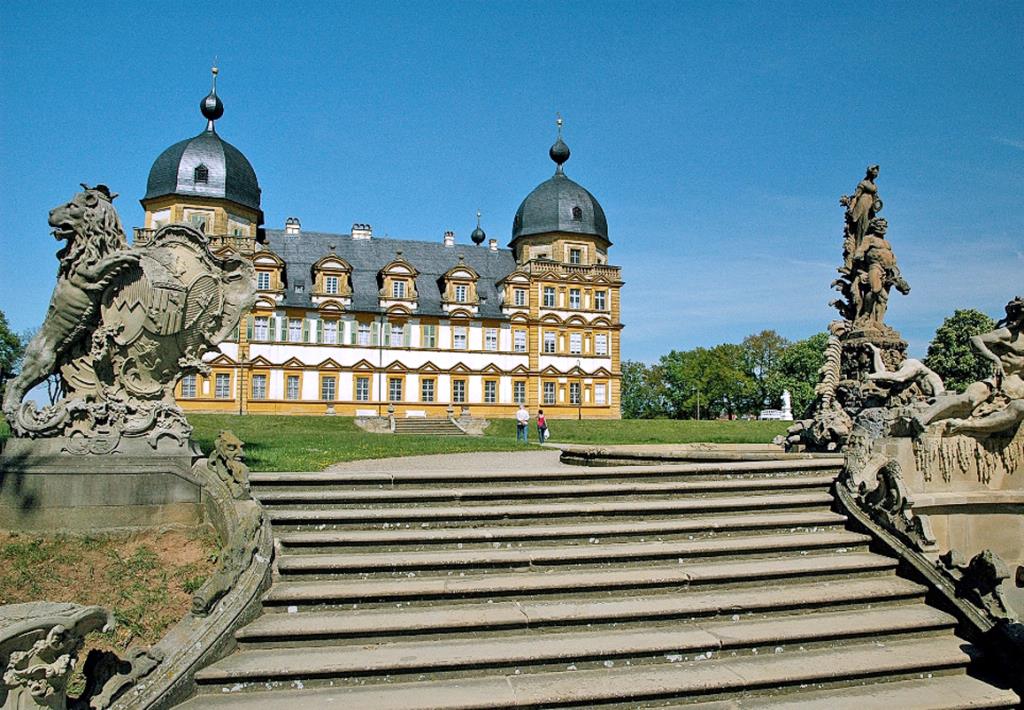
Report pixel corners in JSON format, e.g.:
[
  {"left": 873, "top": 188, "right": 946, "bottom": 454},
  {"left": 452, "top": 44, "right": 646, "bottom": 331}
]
[{"left": 515, "top": 404, "right": 548, "bottom": 443}]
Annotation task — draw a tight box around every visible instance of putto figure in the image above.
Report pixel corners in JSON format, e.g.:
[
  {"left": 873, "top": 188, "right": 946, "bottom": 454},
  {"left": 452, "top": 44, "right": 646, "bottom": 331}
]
[{"left": 2, "top": 184, "right": 255, "bottom": 453}]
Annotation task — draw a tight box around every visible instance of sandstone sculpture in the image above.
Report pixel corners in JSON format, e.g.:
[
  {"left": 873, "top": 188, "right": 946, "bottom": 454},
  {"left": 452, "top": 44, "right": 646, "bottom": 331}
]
[
  {"left": 856, "top": 457, "right": 935, "bottom": 552},
  {"left": 0, "top": 602, "right": 112, "bottom": 710},
  {"left": 938, "top": 549, "right": 1017, "bottom": 622},
  {"left": 207, "top": 430, "right": 251, "bottom": 500},
  {"left": 916, "top": 297, "right": 1024, "bottom": 436},
  {"left": 839, "top": 164, "right": 882, "bottom": 272},
  {"left": 1, "top": 185, "right": 255, "bottom": 453}
]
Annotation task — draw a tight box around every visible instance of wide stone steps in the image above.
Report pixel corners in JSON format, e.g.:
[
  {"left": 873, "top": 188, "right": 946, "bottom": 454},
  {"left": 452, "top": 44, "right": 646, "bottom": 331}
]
[
  {"left": 177, "top": 455, "right": 1016, "bottom": 708},
  {"left": 238, "top": 576, "right": 925, "bottom": 644},
  {"left": 274, "top": 530, "right": 870, "bottom": 574},
  {"left": 263, "top": 551, "right": 896, "bottom": 606},
  {"left": 392, "top": 418, "right": 466, "bottom": 436},
  {"left": 180, "top": 636, "right": 990, "bottom": 709}
]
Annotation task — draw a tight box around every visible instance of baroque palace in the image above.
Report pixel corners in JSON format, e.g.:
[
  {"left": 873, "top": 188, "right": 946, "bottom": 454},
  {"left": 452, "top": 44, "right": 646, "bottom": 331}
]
[{"left": 140, "top": 72, "right": 623, "bottom": 418}]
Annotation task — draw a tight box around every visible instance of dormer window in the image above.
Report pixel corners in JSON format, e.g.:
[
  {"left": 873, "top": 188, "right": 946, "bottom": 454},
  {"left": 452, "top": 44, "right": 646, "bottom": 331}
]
[
  {"left": 194, "top": 164, "right": 209, "bottom": 184},
  {"left": 572, "top": 206, "right": 583, "bottom": 220},
  {"left": 455, "top": 284, "right": 467, "bottom": 303},
  {"left": 257, "top": 271, "right": 270, "bottom": 290},
  {"left": 325, "top": 275, "right": 339, "bottom": 295},
  {"left": 393, "top": 281, "right": 406, "bottom": 299}
]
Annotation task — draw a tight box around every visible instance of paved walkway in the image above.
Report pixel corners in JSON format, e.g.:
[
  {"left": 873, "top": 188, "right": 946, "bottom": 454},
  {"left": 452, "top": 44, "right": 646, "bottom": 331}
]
[{"left": 325, "top": 449, "right": 566, "bottom": 473}]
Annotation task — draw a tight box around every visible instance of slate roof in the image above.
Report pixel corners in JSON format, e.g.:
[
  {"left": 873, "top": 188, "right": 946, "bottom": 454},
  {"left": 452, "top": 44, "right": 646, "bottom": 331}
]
[
  {"left": 512, "top": 171, "right": 609, "bottom": 244},
  {"left": 145, "top": 130, "right": 261, "bottom": 211},
  {"left": 264, "top": 230, "right": 519, "bottom": 319}
]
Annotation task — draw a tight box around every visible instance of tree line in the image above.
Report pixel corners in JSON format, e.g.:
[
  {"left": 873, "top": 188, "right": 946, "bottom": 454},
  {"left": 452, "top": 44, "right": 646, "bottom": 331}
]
[{"left": 621, "top": 309, "right": 999, "bottom": 420}]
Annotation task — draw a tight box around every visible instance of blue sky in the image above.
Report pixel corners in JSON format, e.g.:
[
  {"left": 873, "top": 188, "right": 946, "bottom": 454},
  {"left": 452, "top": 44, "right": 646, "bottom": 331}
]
[{"left": 1, "top": 1, "right": 1021, "bottom": 362}]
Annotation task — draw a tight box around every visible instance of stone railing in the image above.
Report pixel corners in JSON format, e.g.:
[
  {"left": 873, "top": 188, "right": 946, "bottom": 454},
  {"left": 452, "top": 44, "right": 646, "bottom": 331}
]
[
  {"left": 520, "top": 260, "right": 621, "bottom": 279},
  {"left": 133, "top": 228, "right": 256, "bottom": 255}
]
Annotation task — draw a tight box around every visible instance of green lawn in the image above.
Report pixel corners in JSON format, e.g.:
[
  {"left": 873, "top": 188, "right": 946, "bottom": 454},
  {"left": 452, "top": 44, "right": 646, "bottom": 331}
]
[{"left": 2, "top": 413, "right": 788, "bottom": 471}]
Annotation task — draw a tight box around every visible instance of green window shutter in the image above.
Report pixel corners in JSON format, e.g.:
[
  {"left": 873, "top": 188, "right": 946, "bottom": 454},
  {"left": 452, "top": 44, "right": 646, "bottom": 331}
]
[
  {"left": 382, "top": 321, "right": 390, "bottom": 346},
  {"left": 403, "top": 324, "right": 411, "bottom": 347},
  {"left": 370, "top": 322, "right": 379, "bottom": 346},
  {"left": 302, "top": 319, "right": 310, "bottom": 342},
  {"left": 349, "top": 322, "right": 357, "bottom": 345},
  {"left": 245, "top": 317, "right": 253, "bottom": 340},
  {"left": 316, "top": 320, "right": 323, "bottom": 343}
]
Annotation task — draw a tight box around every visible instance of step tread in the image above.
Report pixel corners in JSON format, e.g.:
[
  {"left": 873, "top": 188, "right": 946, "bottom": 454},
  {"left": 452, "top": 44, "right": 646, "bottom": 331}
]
[
  {"left": 276, "top": 530, "right": 870, "bottom": 572},
  {"left": 264, "top": 551, "right": 896, "bottom": 602},
  {"left": 239, "top": 576, "right": 925, "bottom": 640},
  {"left": 678, "top": 673, "right": 1021, "bottom": 709},
  {"left": 200, "top": 605, "right": 955, "bottom": 680},
  {"left": 256, "top": 476, "right": 837, "bottom": 502},
  {"left": 267, "top": 491, "right": 836, "bottom": 521},
  {"left": 180, "top": 635, "right": 970, "bottom": 709},
  {"left": 276, "top": 510, "right": 848, "bottom": 545},
  {"left": 250, "top": 458, "right": 843, "bottom": 484}
]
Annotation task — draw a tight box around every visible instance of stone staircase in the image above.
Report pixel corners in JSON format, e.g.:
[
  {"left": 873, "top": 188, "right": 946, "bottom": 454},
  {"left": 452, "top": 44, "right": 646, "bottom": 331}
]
[
  {"left": 392, "top": 417, "right": 467, "bottom": 436},
  {"left": 177, "top": 457, "right": 1018, "bottom": 708}
]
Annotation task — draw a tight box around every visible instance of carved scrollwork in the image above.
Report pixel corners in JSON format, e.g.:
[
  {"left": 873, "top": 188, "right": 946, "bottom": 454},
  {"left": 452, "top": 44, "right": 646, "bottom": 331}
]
[
  {"left": 937, "top": 549, "right": 1017, "bottom": 623},
  {"left": 856, "top": 457, "right": 936, "bottom": 552}
]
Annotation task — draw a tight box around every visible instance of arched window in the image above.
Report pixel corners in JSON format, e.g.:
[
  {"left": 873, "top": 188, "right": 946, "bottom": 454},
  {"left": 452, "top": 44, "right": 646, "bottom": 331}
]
[{"left": 194, "top": 164, "right": 209, "bottom": 184}]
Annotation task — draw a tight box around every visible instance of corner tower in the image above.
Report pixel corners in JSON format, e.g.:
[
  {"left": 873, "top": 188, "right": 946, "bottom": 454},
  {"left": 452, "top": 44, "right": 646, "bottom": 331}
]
[{"left": 139, "top": 67, "right": 262, "bottom": 254}]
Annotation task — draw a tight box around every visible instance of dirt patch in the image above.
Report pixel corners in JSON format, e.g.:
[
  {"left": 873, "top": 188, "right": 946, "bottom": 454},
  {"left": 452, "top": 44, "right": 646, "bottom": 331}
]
[{"left": 0, "top": 527, "right": 218, "bottom": 651}]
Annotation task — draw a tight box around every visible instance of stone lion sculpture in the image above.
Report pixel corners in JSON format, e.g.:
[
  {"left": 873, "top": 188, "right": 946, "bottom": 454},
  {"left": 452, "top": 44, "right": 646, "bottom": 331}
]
[
  {"left": 207, "top": 430, "right": 251, "bottom": 499},
  {"left": 2, "top": 185, "right": 255, "bottom": 453}
]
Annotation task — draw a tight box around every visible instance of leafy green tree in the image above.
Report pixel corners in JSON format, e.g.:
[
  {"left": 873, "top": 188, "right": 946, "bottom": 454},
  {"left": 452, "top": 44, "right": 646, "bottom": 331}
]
[
  {"left": 771, "top": 332, "right": 828, "bottom": 416},
  {"left": 0, "top": 310, "right": 24, "bottom": 399},
  {"left": 620, "top": 360, "right": 671, "bottom": 419},
  {"left": 660, "top": 345, "right": 753, "bottom": 419},
  {"left": 924, "top": 309, "right": 996, "bottom": 393},
  {"left": 741, "top": 330, "right": 791, "bottom": 409}
]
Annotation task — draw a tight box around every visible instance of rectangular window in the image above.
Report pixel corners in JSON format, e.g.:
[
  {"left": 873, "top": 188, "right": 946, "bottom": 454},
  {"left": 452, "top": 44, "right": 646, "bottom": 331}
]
[
  {"left": 595, "top": 383, "right": 607, "bottom": 405},
  {"left": 422, "top": 324, "right": 437, "bottom": 348},
  {"left": 569, "top": 248, "right": 582, "bottom": 265},
  {"left": 215, "top": 373, "right": 230, "bottom": 399},
  {"left": 322, "top": 320, "right": 337, "bottom": 344},
  {"left": 388, "top": 377, "right": 403, "bottom": 402},
  {"left": 595, "top": 333, "right": 608, "bottom": 356},
  {"left": 453, "top": 326, "right": 467, "bottom": 350},
  {"left": 543, "top": 381, "right": 556, "bottom": 405},
  {"left": 356, "top": 376, "right": 370, "bottom": 401},
  {"left": 453, "top": 379, "right": 466, "bottom": 403},
  {"left": 543, "top": 287, "right": 556, "bottom": 308},
  {"left": 484, "top": 380, "right": 497, "bottom": 403},
  {"left": 253, "top": 316, "right": 269, "bottom": 341},
  {"left": 595, "top": 290, "right": 607, "bottom": 311},
  {"left": 513, "top": 380, "right": 526, "bottom": 404},
  {"left": 286, "top": 375, "right": 300, "bottom": 400},
  {"left": 257, "top": 271, "right": 270, "bottom": 290},
  {"left": 421, "top": 378, "right": 435, "bottom": 402},
  {"left": 569, "top": 289, "right": 581, "bottom": 309},
  {"left": 513, "top": 288, "right": 526, "bottom": 306},
  {"left": 390, "top": 324, "right": 403, "bottom": 345},
  {"left": 325, "top": 275, "right": 339, "bottom": 295},
  {"left": 570, "top": 382, "right": 581, "bottom": 405},
  {"left": 484, "top": 328, "right": 498, "bottom": 351},
  {"left": 357, "top": 323, "right": 371, "bottom": 346},
  {"left": 393, "top": 281, "right": 406, "bottom": 299},
  {"left": 543, "top": 331, "right": 556, "bottom": 354},
  {"left": 454, "top": 284, "right": 467, "bottom": 303},
  {"left": 570, "top": 333, "right": 582, "bottom": 355},
  {"left": 288, "top": 318, "right": 302, "bottom": 342},
  {"left": 251, "top": 374, "right": 267, "bottom": 400},
  {"left": 321, "top": 376, "right": 336, "bottom": 401},
  {"left": 514, "top": 330, "right": 527, "bottom": 353},
  {"left": 181, "top": 374, "right": 196, "bottom": 398}
]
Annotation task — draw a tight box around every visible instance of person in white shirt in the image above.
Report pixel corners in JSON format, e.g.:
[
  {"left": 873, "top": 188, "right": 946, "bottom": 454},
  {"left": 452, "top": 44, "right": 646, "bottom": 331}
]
[{"left": 515, "top": 404, "right": 530, "bottom": 443}]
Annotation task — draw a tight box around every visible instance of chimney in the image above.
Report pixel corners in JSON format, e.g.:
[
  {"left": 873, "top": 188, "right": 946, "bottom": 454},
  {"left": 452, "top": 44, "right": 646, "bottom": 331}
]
[
  {"left": 284, "top": 217, "right": 301, "bottom": 235},
  {"left": 443, "top": 230, "right": 455, "bottom": 247},
  {"left": 488, "top": 239, "right": 498, "bottom": 252},
  {"left": 351, "top": 223, "right": 372, "bottom": 240}
]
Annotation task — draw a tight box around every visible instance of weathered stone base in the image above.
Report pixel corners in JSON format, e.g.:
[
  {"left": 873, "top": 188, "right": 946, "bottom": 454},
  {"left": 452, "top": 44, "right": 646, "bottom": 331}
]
[{"left": 0, "top": 437, "right": 202, "bottom": 531}]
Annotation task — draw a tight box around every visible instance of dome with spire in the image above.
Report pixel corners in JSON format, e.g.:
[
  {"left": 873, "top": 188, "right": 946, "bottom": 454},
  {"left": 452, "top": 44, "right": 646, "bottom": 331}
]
[
  {"left": 144, "top": 67, "right": 261, "bottom": 212},
  {"left": 511, "top": 119, "right": 608, "bottom": 244}
]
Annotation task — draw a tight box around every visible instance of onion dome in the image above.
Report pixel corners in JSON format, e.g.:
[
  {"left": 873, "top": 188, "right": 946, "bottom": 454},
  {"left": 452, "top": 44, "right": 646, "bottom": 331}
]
[
  {"left": 143, "top": 66, "right": 261, "bottom": 212},
  {"left": 511, "top": 116, "right": 608, "bottom": 243},
  {"left": 470, "top": 211, "right": 486, "bottom": 244}
]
